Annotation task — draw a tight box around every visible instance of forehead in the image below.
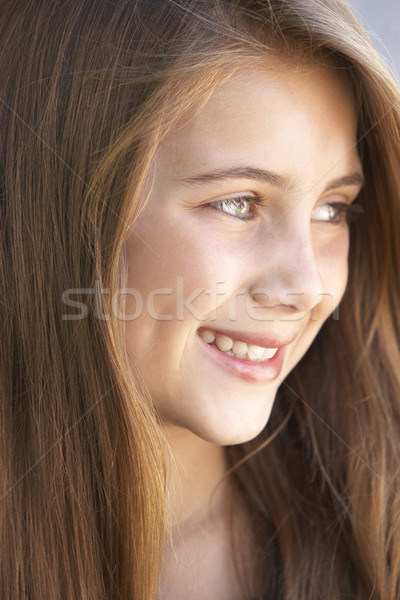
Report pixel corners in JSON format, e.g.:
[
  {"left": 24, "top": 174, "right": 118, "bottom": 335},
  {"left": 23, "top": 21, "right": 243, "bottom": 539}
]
[{"left": 154, "top": 64, "right": 360, "bottom": 190}]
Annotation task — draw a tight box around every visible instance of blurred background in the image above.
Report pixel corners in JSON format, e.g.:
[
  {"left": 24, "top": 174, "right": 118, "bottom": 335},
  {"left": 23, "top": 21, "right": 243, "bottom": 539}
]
[{"left": 348, "top": 0, "right": 400, "bottom": 78}]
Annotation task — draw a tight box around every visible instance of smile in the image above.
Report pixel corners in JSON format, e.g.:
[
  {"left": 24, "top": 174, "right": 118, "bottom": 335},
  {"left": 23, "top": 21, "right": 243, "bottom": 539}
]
[
  {"left": 196, "top": 327, "right": 293, "bottom": 383},
  {"left": 197, "top": 327, "right": 298, "bottom": 383},
  {"left": 198, "top": 328, "right": 278, "bottom": 362}
]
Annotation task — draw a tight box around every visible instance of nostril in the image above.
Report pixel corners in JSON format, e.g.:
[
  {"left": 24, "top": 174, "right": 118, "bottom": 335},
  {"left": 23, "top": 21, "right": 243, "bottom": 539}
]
[
  {"left": 251, "top": 288, "right": 274, "bottom": 307},
  {"left": 279, "top": 290, "right": 310, "bottom": 312},
  {"left": 250, "top": 277, "right": 324, "bottom": 313}
]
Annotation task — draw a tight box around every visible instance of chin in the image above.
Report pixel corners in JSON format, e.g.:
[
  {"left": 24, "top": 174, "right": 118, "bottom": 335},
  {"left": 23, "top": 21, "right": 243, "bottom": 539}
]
[{"left": 185, "top": 406, "right": 275, "bottom": 446}]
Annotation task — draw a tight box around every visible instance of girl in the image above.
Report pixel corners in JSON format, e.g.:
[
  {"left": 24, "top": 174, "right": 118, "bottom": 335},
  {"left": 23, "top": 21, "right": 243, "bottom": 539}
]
[{"left": 1, "top": 1, "right": 399, "bottom": 598}]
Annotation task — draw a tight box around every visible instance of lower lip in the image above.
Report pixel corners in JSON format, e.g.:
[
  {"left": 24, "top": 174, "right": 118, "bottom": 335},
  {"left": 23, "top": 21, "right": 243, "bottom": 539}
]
[{"left": 196, "top": 335, "right": 286, "bottom": 383}]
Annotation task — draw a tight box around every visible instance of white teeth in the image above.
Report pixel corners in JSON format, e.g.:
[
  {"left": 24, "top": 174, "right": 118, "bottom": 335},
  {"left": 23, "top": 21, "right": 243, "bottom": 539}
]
[
  {"left": 215, "top": 335, "right": 233, "bottom": 352},
  {"left": 248, "top": 344, "right": 265, "bottom": 360},
  {"left": 232, "top": 340, "right": 248, "bottom": 357},
  {"left": 199, "top": 329, "right": 215, "bottom": 344},
  {"left": 262, "top": 347, "right": 278, "bottom": 360},
  {"left": 199, "top": 329, "right": 278, "bottom": 362}
]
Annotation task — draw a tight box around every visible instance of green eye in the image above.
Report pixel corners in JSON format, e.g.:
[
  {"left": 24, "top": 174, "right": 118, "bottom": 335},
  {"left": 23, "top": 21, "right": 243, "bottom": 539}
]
[
  {"left": 211, "top": 196, "right": 255, "bottom": 220},
  {"left": 312, "top": 202, "right": 347, "bottom": 223}
]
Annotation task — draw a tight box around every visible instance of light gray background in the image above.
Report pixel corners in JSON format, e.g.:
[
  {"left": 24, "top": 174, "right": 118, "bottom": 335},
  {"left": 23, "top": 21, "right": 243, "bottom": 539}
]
[{"left": 348, "top": 0, "right": 400, "bottom": 79}]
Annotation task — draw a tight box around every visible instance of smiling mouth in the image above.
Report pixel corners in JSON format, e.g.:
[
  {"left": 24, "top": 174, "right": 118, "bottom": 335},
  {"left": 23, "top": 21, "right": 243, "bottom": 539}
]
[{"left": 198, "top": 328, "right": 278, "bottom": 363}]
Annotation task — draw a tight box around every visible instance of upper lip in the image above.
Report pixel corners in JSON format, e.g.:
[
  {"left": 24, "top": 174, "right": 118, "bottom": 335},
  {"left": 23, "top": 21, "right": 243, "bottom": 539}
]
[{"left": 198, "top": 327, "right": 298, "bottom": 349}]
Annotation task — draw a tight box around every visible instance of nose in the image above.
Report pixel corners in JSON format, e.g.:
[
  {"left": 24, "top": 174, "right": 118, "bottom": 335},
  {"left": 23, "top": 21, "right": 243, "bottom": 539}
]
[{"left": 249, "top": 221, "right": 324, "bottom": 315}]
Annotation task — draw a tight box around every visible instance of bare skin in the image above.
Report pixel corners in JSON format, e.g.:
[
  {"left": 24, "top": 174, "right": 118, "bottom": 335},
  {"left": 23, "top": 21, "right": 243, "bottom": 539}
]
[
  {"left": 124, "top": 63, "right": 362, "bottom": 599},
  {"left": 124, "top": 65, "right": 362, "bottom": 447},
  {"left": 159, "top": 429, "right": 252, "bottom": 600}
]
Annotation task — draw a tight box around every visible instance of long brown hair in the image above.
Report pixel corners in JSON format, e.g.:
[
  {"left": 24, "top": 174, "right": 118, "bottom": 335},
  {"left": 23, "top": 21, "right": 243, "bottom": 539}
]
[{"left": 1, "top": 1, "right": 399, "bottom": 598}]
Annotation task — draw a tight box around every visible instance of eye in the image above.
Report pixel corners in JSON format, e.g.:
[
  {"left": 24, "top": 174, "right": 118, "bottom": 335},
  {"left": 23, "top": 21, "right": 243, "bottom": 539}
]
[
  {"left": 208, "top": 195, "right": 259, "bottom": 221},
  {"left": 311, "top": 202, "right": 352, "bottom": 224}
]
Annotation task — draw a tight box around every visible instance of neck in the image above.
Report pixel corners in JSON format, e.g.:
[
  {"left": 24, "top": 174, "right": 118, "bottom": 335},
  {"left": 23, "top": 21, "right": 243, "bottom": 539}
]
[
  {"left": 159, "top": 426, "right": 256, "bottom": 600},
  {"left": 162, "top": 425, "right": 229, "bottom": 531}
]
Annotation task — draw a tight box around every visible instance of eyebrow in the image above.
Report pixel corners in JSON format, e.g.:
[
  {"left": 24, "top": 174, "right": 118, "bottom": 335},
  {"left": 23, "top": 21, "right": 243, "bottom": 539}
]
[
  {"left": 323, "top": 173, "right": 365, "bottom": 193},
  {"left": 180, "top": 165, "right": 364, "bottom": 193}
]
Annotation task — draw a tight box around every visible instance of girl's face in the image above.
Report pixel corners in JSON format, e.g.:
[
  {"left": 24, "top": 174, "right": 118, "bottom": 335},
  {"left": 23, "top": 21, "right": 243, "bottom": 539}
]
[{"left": 122, "top": 65, "right": 363, "bottom": 445}]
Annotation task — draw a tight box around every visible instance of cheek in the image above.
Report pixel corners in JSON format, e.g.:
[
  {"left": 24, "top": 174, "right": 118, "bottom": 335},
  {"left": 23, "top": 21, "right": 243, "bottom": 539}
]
[
  {"left": 121, "top": 223, "right": 251, "bottom": 388},
  {"left": 123, "top": 223, "right": 248, "bottom": 321},
  {"left": 317, "top": 230, "right": 350, "bottom": 314}
]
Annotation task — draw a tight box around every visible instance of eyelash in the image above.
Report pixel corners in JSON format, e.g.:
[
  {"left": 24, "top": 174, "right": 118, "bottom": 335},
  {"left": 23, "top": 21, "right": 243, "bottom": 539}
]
[
  {"left": 208, "top": 196, "right": 364, "bottom": 224},
  {"left": 325, "top": 202, "right": 364, "bottom": 224},
  {"left": 312, "top": 201, "right": 364, "bottom": 225},
  {"left": 207, "top": 195, "right": 261, "bottom": 222}
]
